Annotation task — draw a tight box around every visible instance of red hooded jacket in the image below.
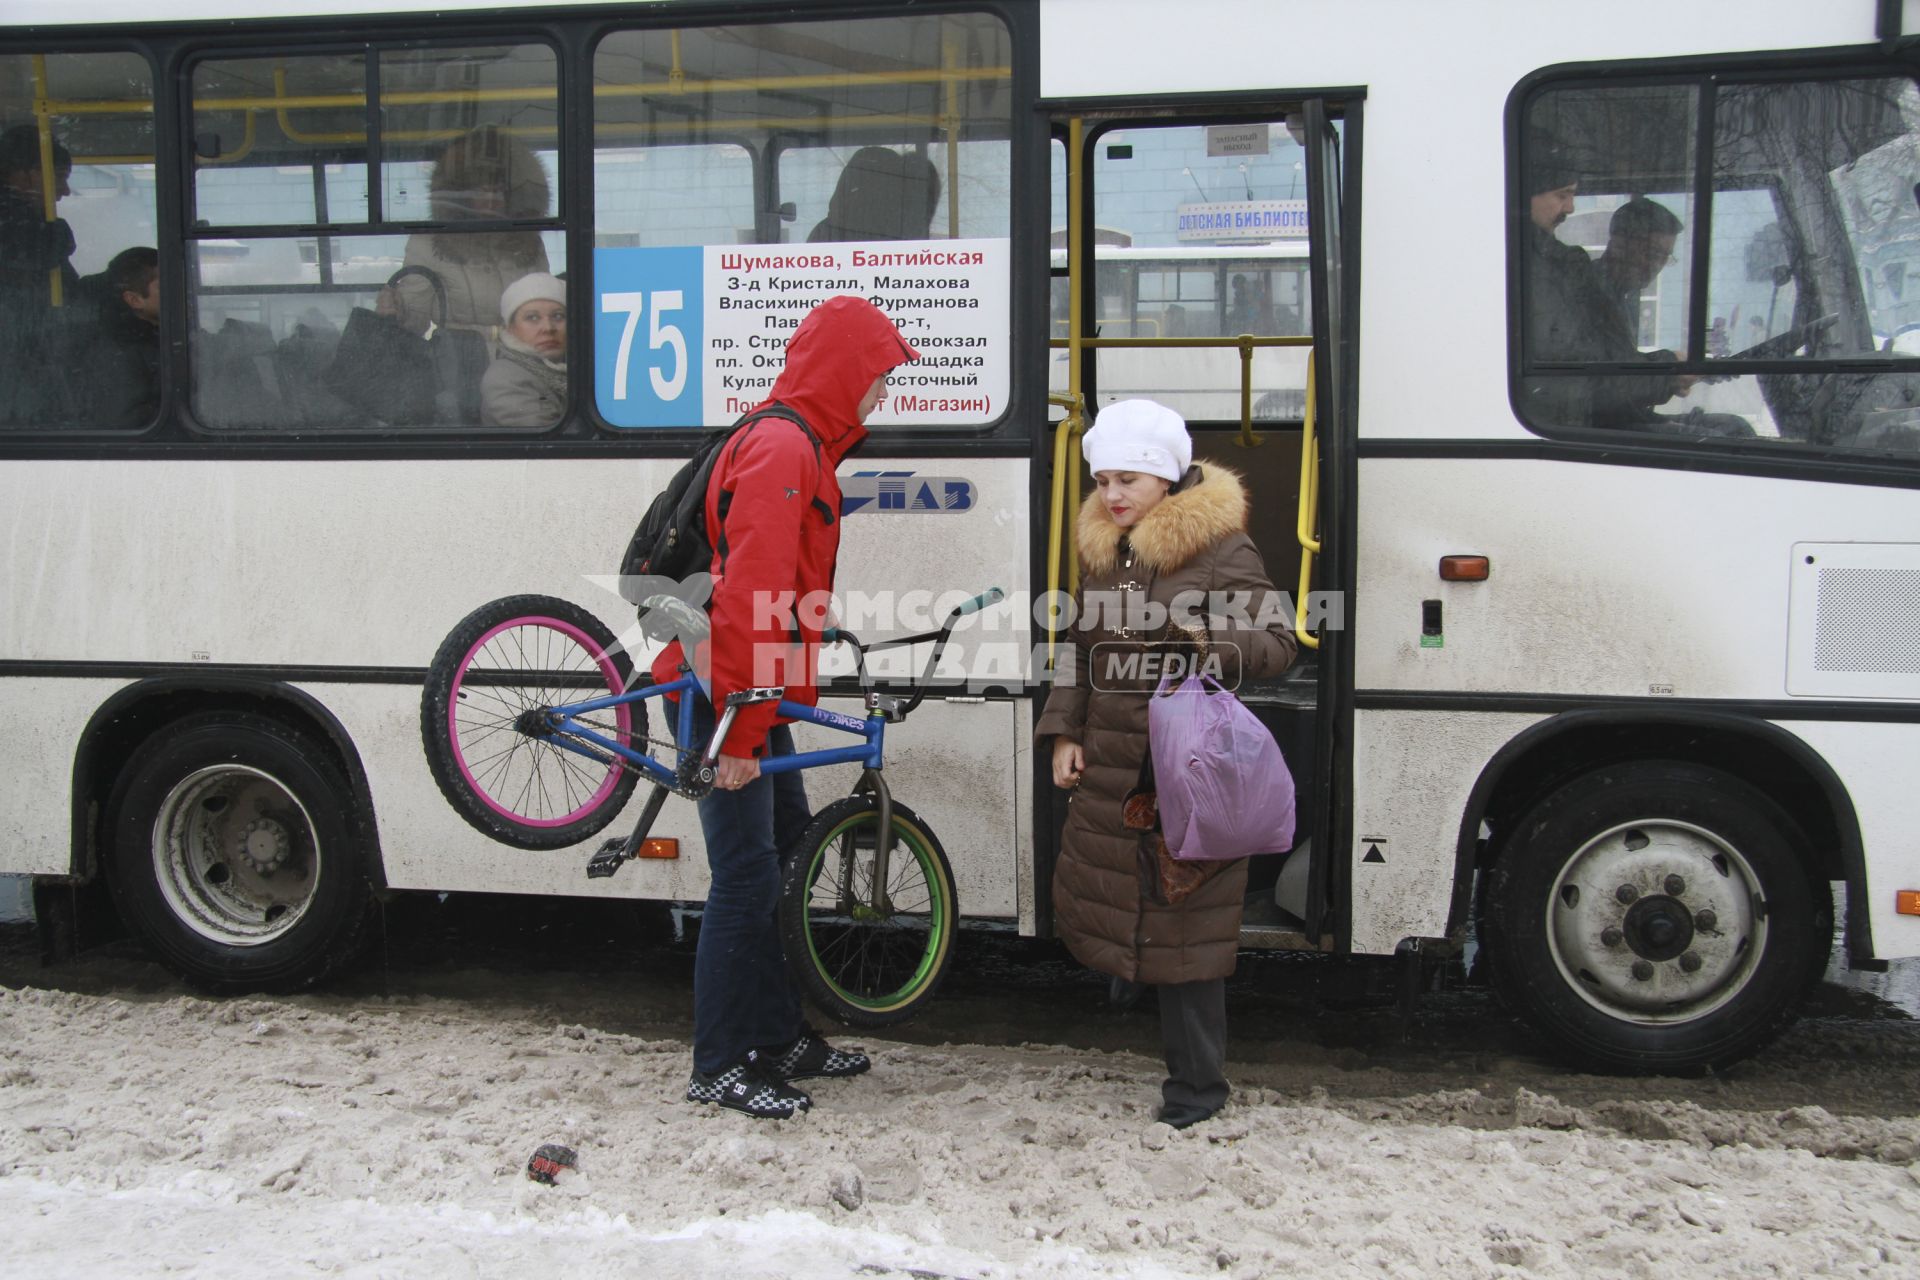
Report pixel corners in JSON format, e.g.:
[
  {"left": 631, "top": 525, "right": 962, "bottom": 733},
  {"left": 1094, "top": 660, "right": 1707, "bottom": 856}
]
[{"left": 651, "top": 295, "right": 919, "bottom": 757}]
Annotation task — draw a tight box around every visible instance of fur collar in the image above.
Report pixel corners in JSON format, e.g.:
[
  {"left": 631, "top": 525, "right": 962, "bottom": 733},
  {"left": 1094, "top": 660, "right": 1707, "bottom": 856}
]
[{"left": 1076, "top": 463, "right": 1248, "bottom": 576}]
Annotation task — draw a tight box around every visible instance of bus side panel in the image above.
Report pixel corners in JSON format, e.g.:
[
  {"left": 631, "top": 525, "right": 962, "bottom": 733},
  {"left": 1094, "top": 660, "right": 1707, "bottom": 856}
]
[
  {"left": 1348, "top": 708, "right": 1544, "bottom": 954},
  {"left": 0, "top": 677, "right": 119, "bottom": 877},
  {"left": 1774, "top": 721, "right": 1920, "bottom": 960},
  {"left": 311, "top": 682, "right": 1025, "bottom": 919},
  {"left": 1353, "top": 459, "right": 1920, "bottom": 702}
]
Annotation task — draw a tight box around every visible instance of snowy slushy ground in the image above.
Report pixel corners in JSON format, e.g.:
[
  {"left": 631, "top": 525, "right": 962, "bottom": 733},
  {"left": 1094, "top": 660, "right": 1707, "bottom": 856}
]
[{"left": 3, "top": 954, "right": 1919, "bottom": 1280}]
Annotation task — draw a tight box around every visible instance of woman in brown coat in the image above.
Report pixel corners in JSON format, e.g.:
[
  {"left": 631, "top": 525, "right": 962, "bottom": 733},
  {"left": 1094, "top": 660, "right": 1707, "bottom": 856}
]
[{"left": 1035, "top": 399, "right": 1297, "bottom": 1128}]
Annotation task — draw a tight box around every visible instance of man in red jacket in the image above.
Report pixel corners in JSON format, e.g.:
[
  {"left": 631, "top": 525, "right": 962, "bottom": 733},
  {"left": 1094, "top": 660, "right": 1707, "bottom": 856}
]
[{"left": 654, "top": 295, "right": 918, "bottom": 1118}]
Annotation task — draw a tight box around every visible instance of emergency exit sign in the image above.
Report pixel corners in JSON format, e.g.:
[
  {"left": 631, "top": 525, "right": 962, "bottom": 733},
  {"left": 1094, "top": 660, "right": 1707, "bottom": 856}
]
[{"left": 1207, "top": 124, "right": 1270, "bottom": 157}]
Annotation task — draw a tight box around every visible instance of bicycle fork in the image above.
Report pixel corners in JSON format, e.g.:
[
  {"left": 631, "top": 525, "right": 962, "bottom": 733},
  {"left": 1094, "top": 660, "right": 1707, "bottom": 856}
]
[{"left": 851, "top": 768, "right": 896, "bottom": 917}]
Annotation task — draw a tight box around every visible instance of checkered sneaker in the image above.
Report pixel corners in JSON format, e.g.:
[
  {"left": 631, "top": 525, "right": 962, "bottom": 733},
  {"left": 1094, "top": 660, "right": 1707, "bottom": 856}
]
[
  {"left": 685, "top": 1061, "right": 811, "bottom": 1119},
  {"left": 751, "top": 1032, "right": 871, "bottom": 1082}
]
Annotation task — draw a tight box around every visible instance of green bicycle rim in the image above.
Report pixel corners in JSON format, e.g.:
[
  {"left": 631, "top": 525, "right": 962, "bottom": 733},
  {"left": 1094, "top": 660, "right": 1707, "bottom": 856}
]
[{"left": 801, "top": 813, "right": 952, "bottom": 1013}]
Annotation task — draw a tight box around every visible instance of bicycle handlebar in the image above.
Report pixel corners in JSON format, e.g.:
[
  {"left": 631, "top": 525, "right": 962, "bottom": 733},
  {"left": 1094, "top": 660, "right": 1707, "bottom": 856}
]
[
  {"left": 819, "top": 587, "right": 1004, "bottom": 717},
  {"left": 955, "top": 587, "right": 1006, "bottom": 616}
]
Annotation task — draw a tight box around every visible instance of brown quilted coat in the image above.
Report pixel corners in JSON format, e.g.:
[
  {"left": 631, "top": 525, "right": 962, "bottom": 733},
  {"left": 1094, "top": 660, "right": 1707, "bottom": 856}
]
[{"left": 1034, "top": 464, "right": 1296, "bottom": 984}]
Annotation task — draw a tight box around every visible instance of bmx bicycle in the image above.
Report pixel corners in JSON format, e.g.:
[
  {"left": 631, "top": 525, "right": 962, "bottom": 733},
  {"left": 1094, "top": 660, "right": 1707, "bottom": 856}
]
[{"left": 419, "top": 587, "right": 1003, "bottom": 1027}]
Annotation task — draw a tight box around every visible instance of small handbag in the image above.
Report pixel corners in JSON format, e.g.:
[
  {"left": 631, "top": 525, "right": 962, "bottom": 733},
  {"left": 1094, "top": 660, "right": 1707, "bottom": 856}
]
[
  {"left": 1148, "top": 672, "right": 1295, "bottom": 861},
  {"left": 325, "top": 265, "right": 488, "bottom": 426},
  {"left": 1123, "top": 775, "right": 1209, "bottom": 907}
]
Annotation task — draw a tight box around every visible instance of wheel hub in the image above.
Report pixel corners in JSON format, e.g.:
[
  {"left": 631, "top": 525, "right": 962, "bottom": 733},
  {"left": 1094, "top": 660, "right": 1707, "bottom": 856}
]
[
  {"left": 1547, "top": 820, "right": 1765, "bottom": 1022},
  {"left": 236, "top": 816, "right": 292, "bottom": 873},
  {"left": 1622, "top": 894, "right": 1695, "bottom": 961}
]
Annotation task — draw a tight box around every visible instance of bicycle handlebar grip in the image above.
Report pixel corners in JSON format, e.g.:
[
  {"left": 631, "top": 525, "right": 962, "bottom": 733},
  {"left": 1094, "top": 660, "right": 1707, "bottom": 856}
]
[
  {"left": 956, "top": 587, "right": 1006, "bottom": 616},
  {"left": 822, "top": 627, "right": 843, "bottom": 645}
]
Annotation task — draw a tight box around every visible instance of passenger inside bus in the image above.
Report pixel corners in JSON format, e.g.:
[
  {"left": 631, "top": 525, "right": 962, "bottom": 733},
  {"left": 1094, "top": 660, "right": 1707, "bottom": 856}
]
[
  {"left": 77, "top": 245, "right": 161, "bottom": 428},
  {"left": 481, "top": 272, "right": 567, "bottom": 429},
  {"left": 1520, "top": 136, "right": 1751, "bottom": 438},
  {"left": 0, "top": 124, "right": 77, "bottom": 423},
  {"left": 379, "top": 126, "right": 552, "bottom": 359},
  {"left": 806, "top": 146, "right": 940, "bottom": 243}
]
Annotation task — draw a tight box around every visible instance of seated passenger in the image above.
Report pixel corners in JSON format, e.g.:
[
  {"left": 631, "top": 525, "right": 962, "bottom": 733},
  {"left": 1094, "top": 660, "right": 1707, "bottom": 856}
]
[
  {"left": 1589, "top": 199, "right": 1752, "bottom": 438},
  {"left": 1520, "top": 145, "right": 1750, "bottom": 439},
  {"left": 481, "top": 272, "right": 566, "bottom": 428},
  {"left": 81, "top": 245, "right": 162, "bottom": 427},
  {"left": 807, "top": 146, "right": 941, "bottom": 242}
]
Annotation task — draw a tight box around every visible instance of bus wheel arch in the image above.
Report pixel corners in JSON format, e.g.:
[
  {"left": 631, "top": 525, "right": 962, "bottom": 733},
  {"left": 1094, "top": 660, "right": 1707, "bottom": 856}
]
[
  {"left": 1454, "top": 710, "right": 1861, "bottom": 957},
  {"left": 69, "top": 679, "right": 384, "bottom": 989},
  {"left": 1477, "top": 757, "right": 1832, "bottom": 1073}
]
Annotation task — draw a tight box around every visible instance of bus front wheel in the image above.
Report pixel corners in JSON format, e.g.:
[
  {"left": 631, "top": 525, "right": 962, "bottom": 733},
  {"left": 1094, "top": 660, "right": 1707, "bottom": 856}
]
[
  {"left": 1480, "top": 760, "right": 1829, "bottom": 1075},
  {"left": 103, "top": 711, "right": 375, "bottom": 991}
]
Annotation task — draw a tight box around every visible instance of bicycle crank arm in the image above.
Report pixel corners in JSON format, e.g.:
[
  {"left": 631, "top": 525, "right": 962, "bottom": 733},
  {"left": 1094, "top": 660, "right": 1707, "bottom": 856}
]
[{"left": 586, "top": 782, "right": 671, "bottom": 879}]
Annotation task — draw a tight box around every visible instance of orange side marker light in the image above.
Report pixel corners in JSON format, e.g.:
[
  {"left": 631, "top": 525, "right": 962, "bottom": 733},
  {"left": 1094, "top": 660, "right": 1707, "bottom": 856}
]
[
  {"left": 1439, "top": 555, "right": 1490, "bottom": 582},
  {"left": 1896, "top": 890, "right": 1920, "bottom": 916}
]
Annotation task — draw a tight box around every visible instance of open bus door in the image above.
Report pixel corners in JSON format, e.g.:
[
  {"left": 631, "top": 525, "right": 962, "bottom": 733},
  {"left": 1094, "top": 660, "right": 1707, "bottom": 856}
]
[{"left": 1042, "top": 100, "right": 1359, "bottom": 955}]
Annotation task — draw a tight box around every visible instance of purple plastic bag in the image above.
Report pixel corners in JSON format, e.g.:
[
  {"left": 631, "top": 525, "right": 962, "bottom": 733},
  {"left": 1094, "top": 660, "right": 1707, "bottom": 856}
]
[{"left": 1149, "top": 673, "right": 1296, "bottom": 861}]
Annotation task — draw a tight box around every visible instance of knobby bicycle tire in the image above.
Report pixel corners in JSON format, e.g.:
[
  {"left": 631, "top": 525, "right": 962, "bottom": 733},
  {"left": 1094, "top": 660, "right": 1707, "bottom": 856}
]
[{"left": 420, "top": 594, "right": 641, "bottom": 850}]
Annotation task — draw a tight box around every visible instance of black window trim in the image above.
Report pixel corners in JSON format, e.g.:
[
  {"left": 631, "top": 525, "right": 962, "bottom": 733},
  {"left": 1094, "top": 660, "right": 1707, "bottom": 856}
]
[
  {"left": 0, "top": 0, "right": 1039, "bottom": 460},
  {"left": 1507, "top": 43, "right": 1920, "bottom": 480}
]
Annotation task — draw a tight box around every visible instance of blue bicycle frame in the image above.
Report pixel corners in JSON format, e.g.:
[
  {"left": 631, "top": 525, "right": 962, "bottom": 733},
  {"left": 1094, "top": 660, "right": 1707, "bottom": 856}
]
[
  {"left": 544, "top": 673, "right": 885, "bottom": 787},
  {"left": 566, "top": 585, "right": 1003, "bottom": 881}
]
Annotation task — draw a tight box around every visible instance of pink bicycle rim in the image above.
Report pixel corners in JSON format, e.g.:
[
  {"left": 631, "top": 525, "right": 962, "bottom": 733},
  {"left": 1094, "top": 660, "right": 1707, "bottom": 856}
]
[{"left": 449, "top": 614, "right": 630, "bottom": 827}]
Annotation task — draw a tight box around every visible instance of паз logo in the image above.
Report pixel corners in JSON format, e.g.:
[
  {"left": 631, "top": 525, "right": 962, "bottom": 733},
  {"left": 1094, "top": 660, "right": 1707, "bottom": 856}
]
[{"left": 841, "top": 471, "right": 976, "bottom": 515}]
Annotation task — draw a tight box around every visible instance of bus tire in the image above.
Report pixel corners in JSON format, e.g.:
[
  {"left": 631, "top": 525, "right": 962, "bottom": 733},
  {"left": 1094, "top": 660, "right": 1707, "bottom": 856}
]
[
  {"left": 102, "top": 712, "right": 374, "bottom": 992},
  {"left": 778, "top": 796, "right": 958, "bottom": 1028},
  {"left": 1480, "top": 759, "right": 1829, "bottom": 1075}
]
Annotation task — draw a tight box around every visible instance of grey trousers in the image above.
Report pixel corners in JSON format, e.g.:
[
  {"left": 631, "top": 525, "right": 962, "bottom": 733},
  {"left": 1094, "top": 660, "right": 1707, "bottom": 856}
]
[{"left": 1158, "top": 977, "right": 1229, "bottom": 1111}]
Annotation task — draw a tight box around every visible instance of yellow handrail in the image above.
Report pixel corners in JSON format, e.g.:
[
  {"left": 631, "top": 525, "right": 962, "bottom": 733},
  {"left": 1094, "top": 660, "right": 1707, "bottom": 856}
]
[
  {"left": 1045, "top": 333, "right": 1309, "bottom": 449},
  {"left": 1294, "top": 362, "right": 1321, "bottom": 650}
]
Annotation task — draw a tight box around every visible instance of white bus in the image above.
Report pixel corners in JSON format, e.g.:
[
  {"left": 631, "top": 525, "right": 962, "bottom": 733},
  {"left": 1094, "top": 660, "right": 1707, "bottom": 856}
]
[{"left": 3, "top": 0, "right": 1917, "bottom": 1073}]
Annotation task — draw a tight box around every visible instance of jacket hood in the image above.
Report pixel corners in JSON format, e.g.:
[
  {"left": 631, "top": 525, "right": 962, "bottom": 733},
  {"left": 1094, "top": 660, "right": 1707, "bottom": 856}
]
[
  {"left": 760, "top": 295, "right": 919, "bottom": 454},
  {"left": 1076, "top": 462, "right": 1249, "bottom": 576}
]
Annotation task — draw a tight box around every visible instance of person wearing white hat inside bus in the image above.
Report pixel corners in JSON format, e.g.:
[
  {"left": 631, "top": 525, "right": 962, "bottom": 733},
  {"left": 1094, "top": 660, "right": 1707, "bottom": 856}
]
[{"left": 481, "top": 271, "right": 567, "bottom": 428}]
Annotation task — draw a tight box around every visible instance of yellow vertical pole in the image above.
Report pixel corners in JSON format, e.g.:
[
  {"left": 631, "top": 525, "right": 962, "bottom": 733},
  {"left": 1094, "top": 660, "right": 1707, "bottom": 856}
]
[{"left": 31, "top": 54, "right": 63, "bottom": 308}]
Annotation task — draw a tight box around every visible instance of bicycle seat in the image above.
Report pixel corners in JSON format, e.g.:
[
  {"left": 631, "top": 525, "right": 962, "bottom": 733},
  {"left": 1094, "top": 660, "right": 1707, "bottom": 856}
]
[{"left": 640, "top": 593, "right": 711, "bottom": 644}]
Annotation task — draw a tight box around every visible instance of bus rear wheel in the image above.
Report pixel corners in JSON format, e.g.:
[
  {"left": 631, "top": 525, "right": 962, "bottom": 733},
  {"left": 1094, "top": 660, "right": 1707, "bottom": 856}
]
[
  {"left": 1480, "top": 760, "right": 1829, "bottom": 1075},
  {"left": 103, "top": 712, "right": 374, "bottom": 992}
]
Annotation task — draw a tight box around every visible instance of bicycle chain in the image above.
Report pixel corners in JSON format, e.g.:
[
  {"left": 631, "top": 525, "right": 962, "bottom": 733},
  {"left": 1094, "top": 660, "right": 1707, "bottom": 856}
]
[{"left": 569, "top": 714, "right": 689, "bottom": 768}]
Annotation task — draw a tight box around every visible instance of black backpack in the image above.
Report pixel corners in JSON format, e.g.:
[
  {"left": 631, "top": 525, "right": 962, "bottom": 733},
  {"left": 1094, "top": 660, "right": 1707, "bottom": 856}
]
[{"left": 618, "top": 403, "right": 820, "bottom": 637}]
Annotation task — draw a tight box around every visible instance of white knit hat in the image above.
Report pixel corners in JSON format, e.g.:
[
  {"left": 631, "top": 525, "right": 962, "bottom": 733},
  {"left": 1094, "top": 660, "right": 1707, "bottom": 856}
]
[
  {"left": 500, "top": 272, "right": 566, "bottom": 324},
  {"left": 1083, "top": 399, "right": 1192, "bottom": 483}
]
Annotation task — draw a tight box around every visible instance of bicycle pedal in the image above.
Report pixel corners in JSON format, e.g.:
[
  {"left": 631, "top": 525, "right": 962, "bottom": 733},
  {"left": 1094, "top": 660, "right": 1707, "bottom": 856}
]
[{"left": 586, "top": 839, "right": 630, "bottom": 879}]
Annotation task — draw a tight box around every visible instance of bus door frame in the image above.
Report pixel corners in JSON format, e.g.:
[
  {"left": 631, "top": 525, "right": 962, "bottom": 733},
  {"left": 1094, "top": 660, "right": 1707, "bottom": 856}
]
[{"left": 1037, "top": 91, "right": 1364, "bottom": 951}]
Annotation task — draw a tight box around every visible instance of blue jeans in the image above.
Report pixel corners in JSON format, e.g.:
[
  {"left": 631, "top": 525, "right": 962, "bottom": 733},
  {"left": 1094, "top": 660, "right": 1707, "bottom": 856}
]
[{"left": 673, "top": 693, "right": 812, "bottom": 1074}]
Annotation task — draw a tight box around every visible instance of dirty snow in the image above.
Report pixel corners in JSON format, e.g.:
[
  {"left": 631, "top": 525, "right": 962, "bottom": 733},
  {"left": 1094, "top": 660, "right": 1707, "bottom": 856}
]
[{"left": 3, "top": 963, "right": 1919, "bottom": 1279}]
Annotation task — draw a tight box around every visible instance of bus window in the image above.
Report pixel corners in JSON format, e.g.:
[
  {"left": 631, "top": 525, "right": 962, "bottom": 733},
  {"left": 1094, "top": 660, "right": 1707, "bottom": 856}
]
[
  {"left": 1517, "top": 74, "right": 1920, "bottom": 454},
  {"left": 590, "top": 15, "right": 1013, "bottom": 431},
  {"left": 1086, "top": 122, "right": 1314, "bottom": 423},
  {"left": 188, "top": 45, "right": 563, "bottom": 432},
  {"left": 1, "top": 50, "right": 157, "bottom": 430}
]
